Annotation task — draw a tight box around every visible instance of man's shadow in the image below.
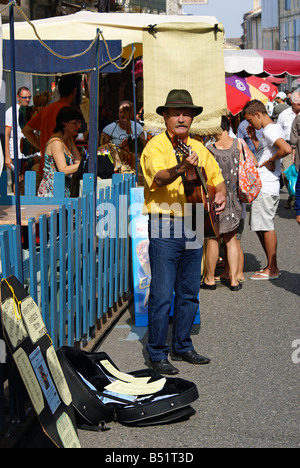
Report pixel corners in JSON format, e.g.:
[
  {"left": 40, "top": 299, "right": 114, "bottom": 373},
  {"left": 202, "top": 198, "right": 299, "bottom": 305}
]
[{"left": 270, "top": 271, "right": 300, "bottom": 297}]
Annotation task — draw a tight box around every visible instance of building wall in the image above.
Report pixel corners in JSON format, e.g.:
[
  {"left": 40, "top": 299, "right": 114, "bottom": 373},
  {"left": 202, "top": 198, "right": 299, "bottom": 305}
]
[
  {"left": 261, "top": 0, "right": 280, "bottom": 49},
  {"left": 244, "top": 0, "right": 300, "bottom": 50},
  {"left": 243, "top": 8, "right": 262, "bottom": 49},
  {"left": 167, "top": 0, "right": 180, "bottom": 15},
  {"left": 279, "top": 0, "right": 300, "bottom": 50},
  {"left": 0, "top": 0, "right": 30, "bottom": 22}
]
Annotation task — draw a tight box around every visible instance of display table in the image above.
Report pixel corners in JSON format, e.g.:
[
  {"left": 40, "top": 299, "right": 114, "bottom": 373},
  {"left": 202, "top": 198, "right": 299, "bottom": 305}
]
[{"left": 0, "top": 204, "right": 59, "bottom": 226}]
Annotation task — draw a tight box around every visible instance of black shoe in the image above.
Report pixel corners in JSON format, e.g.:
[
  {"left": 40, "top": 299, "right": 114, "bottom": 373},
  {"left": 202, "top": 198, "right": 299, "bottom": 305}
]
[
  {"left": 171, "top": 350, "right": 211, "bottom": 365},
  {"left": 200, "top": 281, "right": 216, "bottom": 290},
  {"left": 230, "top": 282, "right": 242, "bottom": 291},
  {"left": 150, "top": 359, "right": 179, "bottom": 375}
]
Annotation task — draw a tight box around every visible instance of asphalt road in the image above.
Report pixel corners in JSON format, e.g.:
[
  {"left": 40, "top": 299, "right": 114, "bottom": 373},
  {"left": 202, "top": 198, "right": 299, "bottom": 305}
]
[{"left": 78, "top": 189, "right": 300, "bottom": 449}]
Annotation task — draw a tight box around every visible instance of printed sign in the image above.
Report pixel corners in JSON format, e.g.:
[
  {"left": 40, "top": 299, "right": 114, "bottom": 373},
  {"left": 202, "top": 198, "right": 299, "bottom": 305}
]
[{"left": 130, "top": 188, "right": 150, "bottom": 327}]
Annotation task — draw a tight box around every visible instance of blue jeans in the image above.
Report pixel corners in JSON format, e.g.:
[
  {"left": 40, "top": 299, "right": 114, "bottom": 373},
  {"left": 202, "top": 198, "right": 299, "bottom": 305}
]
[{"left": 147, "top": 217, "right": 203, "bottom": 362}]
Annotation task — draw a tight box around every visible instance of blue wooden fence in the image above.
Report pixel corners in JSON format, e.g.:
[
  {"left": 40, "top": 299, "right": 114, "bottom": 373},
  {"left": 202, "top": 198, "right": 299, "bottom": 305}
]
[{"left": 0, "top": 170, "right": 135, "bottom": 433}]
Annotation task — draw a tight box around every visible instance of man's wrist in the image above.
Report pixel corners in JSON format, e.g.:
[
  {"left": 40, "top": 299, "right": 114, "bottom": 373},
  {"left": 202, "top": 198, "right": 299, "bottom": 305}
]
[{"left": 175, "top": 163, "right": 185, "bottom": 176}]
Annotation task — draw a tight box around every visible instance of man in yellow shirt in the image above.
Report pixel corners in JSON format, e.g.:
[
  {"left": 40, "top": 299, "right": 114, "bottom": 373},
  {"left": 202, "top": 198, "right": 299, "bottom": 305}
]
[{"left": 141, "top": 89, "right": 226, "bottom": 375}]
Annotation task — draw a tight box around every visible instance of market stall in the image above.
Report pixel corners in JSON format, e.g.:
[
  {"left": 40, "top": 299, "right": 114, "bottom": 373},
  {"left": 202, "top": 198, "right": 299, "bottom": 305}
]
[
  {"left": 1, "top": 8, "right": 229, "bottom": 195},
  {"left": 224, "top": 48, "right": 300, "bottom": 77}
]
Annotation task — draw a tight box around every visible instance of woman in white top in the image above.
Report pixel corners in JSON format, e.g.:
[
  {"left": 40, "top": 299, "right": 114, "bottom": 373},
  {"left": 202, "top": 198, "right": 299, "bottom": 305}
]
[{"left": 101, "top": 101, "right": 145, "bottom": 146}]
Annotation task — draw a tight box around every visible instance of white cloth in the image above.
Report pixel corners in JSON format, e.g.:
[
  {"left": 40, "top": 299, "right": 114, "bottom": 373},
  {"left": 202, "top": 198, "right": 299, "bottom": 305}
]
[
  {"left": 277, "top": 106, "right": 297, "bottom": 141},
  {"left": 102, "top": 120, "right": 144, "bottom": 147},
  {"left": 5, "top": 104, "right": 26, "bottom": 160},
  {"left": 255, "top": 123, "right": 285, "bottom": 196}
]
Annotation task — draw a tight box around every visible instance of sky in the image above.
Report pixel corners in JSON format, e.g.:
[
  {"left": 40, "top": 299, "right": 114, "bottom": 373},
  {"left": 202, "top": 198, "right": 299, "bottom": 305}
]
[{"left": 182, "top": 0, "right": 255, "bottom": 38}]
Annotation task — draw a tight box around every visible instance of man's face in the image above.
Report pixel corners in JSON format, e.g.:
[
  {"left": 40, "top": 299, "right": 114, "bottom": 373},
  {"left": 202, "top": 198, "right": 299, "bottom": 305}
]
[
  {"left": 17, "top": 90, "right": 31, "bottom": 107},
  {"left": 292, "top": 101, "right": 300, "bottom": 115},
  {"left": 118, "top": 105, "right": 132, "bottom": 124},
  {"left": 164, "top": 107, "right": 194, "bottom": 140},
  {"left": 244, "top": 112, "right": 262, "bottom": 131}
]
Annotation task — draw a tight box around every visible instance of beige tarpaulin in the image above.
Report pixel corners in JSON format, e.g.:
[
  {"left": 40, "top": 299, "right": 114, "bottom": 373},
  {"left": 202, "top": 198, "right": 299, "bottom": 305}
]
[{"left": 143, "top": 22, "right": 227, "bottom": 136}]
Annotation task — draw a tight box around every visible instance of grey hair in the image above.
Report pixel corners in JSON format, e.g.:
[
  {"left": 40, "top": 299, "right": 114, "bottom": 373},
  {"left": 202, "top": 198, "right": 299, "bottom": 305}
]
[{"left": 291, "top": 88, "right": 300, "bottom": 103}]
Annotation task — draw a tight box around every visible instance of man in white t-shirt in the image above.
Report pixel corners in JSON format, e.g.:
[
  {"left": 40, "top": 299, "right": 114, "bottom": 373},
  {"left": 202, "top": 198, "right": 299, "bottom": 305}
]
[
  {"left": 243, "top": 99, "right": 292, "bottom": 281},
  {"left": 5, "top": 86, "right": 32, "bottom": 166},
  {"left": 5, "top": 86, "right": 32, "bottom": 189}
]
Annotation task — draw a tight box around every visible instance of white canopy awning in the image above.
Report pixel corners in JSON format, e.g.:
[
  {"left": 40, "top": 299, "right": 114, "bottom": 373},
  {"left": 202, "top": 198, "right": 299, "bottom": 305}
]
[
  {"left": 1, "top": 11, "right": 220, "bottom": 58},
  {"left": 224, "top": 49, "right": 300, "bottom": 77}
]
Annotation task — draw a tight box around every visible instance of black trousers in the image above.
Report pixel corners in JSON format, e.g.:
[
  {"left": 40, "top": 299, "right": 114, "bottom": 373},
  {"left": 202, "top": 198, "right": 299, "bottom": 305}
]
[{"left": 98, "top": 0, "right": 110, "bottom": 12}]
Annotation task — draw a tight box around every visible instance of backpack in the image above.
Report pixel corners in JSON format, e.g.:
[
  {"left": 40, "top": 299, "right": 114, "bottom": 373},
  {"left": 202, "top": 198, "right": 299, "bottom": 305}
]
[
  {"left": 75, "top": 151, "right": 115, "bottom": 181},
  {"left": 238, "top": 139, "right": 262, "bottom": 203},
  {"left": 19, "top": 106, "right": 37, "bottom": 157},
  {"left": 57, "top": 346, "right": 199, "bottom": 430}
]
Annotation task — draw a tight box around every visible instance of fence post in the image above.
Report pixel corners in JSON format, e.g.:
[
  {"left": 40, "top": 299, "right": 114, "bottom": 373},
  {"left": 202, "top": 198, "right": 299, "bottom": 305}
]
[
  {"left": 28, "top": 217, "right": 38, "bottom": 304},
  {"left": 67, "top": 200, "right": 75, "bottom": 346},
  {"left": 59, "top": 205, "right": 67, "bottom": 347}
]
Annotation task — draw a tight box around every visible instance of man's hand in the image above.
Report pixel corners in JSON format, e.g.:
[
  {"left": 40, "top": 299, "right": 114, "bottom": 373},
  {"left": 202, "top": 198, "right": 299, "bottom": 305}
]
[
  {"left": 259, "top": 159, "right": 276, "bottom": 172},
  {"left": 296, "top": 215, "right": 300, "bottom": 225},
  {"left": 153, "top": 151, "right": 199, "bottom": 188},
  {"left": 246, "top": 125, "right": 256, "bottom": 140},
  {"left": 213, "top": 182, "right": 227, "bottom": 215},
  {"left": 180, "top": 150, "right": 198, "bottom": 172},
  {"left": 5, "top": 154, "right": 12, "bottom": 169}
]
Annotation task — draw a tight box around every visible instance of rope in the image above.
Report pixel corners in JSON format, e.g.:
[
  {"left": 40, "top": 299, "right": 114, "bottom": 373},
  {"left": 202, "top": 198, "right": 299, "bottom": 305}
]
[
  {"left": 15, "top": 3, "right": 101, "bottom": 60},
  {"left": 1, "top": 2, "right": 135, "bottom": 71},
  {"left": 1, "top": 278, "right": 22, "bottom": 321}
]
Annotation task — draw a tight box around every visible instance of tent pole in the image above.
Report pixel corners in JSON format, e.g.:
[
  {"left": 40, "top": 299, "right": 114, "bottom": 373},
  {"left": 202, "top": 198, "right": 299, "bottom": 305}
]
[
  {"left": 9, "top": 4, "right": 21, "bottom": 227},
  {"left": 88, "top": 29, "right": 100, "bottom": 193},
  {"left": 94, "top": 28, "right": 100, "bottom": 193},
  {"left": 132, "top": 45, "right": 138, "bottom": 186}
]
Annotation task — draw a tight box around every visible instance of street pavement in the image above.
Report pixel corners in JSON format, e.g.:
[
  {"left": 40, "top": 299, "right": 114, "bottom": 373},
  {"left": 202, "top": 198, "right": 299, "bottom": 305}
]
[{"left": 78, "top": 189, "right": 299, "bottom": 449}]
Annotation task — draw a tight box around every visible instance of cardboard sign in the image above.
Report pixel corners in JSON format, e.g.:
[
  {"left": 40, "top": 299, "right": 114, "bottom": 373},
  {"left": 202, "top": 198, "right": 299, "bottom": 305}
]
[{"left": 0, "top": 276, "right": 81, "bottom": 448}]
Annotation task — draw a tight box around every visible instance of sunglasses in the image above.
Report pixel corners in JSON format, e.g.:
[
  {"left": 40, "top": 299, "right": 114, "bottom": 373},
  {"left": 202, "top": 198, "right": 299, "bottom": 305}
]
[
  {"left": 19, "top": 95, "right": 32, "bottom": 100},
  {"left": 68, "top": 120, "right": 82, "bottom": 126}
]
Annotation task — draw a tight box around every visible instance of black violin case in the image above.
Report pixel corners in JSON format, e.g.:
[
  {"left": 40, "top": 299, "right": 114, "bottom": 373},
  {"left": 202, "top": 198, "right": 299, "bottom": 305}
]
[{"left": 57, "top": 346, "right": 199, "bottom": 430}]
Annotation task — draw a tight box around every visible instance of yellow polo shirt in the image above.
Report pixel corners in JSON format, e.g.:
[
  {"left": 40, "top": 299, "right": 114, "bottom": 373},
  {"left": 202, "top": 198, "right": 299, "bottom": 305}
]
[{"left": 141, "top": 132, "right": 224, "bottom": 216}]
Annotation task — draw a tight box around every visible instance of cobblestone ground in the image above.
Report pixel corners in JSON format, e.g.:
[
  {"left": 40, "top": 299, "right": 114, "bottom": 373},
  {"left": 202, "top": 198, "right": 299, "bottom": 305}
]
[{"left": 79, "top": 190, "right": 299, "bottom": 449}]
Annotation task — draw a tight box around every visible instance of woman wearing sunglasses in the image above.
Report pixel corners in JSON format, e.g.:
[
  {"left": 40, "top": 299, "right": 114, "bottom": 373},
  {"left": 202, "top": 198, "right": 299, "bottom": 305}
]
[{"left": 38, "top": 106, "right": 83, "bottom": 197}]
